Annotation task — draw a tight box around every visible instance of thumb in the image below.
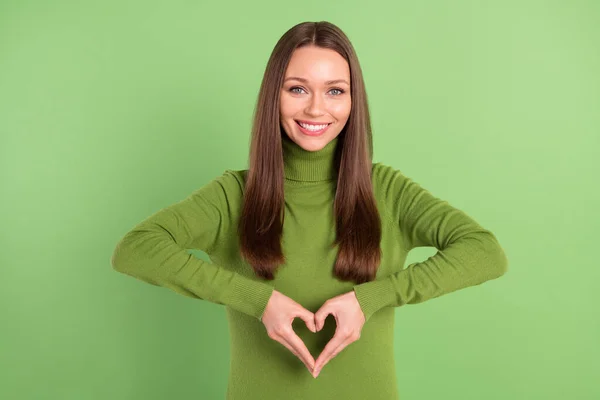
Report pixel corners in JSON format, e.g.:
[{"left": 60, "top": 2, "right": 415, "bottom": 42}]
[
  {"left": 314, "top": 304, "right": 330, "bottom": 332},
  {"left": 298, "top": 308, "right": 317, "bottom": 333}
]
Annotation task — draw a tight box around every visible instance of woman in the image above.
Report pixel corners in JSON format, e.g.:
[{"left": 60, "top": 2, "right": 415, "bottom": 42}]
[{"left": 111, "top": 21, "right": 508, "bottom": 400}]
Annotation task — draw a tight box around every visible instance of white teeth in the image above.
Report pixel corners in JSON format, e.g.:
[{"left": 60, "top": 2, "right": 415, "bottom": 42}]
[{"left": 298, "top": 122, "right": 329, "bottom": 131}]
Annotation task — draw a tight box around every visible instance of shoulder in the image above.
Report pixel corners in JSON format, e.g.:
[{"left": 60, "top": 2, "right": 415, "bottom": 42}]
[
  {"left": 217, "top": 169, "right": 247, "bottom": 191},
  {"left": 371, "top": 162, "right": 430, "bottom": 210},
  {"left": 198, "top": 169, "right": 247, "bottom": 193},
  {"left": 188, "top": 169, "right": 248, "bottom": 212},
  {"left": 371, "top": 162, "right": 408, "bottom": 191}
]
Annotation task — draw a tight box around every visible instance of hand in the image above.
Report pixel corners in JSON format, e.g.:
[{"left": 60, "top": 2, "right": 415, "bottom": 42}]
[
  {"left": 261, "top": 289, "right": 317, "bottom": 374},
  {"left": 312, "top": 290, "right": 365, "bottom": 378}
]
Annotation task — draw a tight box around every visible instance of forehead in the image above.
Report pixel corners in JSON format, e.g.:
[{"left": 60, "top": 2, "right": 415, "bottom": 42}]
[{"left": 284, "top": 46, "right": 350, "bottom": 84}]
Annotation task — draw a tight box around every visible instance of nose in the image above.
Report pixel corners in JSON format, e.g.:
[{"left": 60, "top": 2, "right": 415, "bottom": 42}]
[{"left": 305, "top": 93, "right": 326, "bottom": 117}]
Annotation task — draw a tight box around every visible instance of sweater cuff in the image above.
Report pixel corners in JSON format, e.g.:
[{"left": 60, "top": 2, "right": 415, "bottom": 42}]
[
  {"left": 353, "top": 277, "right": 396, "bottom": 322},
  {"left": 220, "top": 273, "right": 275, "bottom": 321}
]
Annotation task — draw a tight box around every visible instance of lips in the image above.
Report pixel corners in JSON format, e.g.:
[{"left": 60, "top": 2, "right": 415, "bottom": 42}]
[
  {"left": 295, "top": 120, "right": 332, "bottom": 136},
  {"left": 295, "top": 121, "right": 333, "bottom": 130},
  {"left": 295, "top": 119, "right": 333, "bottom": 125}
]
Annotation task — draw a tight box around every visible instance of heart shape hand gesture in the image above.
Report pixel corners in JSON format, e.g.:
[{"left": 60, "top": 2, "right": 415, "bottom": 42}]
[
  {"left": 312, "top": 290, "right": 366, "bottom": 377},
  {"left": 261, "top": 289, "right": 366, "bottom": 378},
  {"left": 261, "top": 290, "right": 318, "bottom": 373}
]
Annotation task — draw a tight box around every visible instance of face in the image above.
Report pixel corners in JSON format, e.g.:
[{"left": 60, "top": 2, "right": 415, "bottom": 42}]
[{"left": 279, "top": 46, "right": 351, "bottom": 152}]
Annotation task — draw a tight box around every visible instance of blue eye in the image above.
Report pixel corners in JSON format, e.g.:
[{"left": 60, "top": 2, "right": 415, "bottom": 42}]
[{"left": 289, "top": 86, "right": 345, "bottom": 96}]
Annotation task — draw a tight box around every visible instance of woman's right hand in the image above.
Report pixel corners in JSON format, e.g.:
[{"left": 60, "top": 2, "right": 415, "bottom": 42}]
[{"left": 260, "top": 289, "right": 317, "bottom": 374}]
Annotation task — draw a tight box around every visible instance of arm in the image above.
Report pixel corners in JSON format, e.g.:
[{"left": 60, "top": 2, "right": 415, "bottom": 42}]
[
  {"left": 110, "top": 171, "right": 274, "bottom": 321},
  {"left": 353, "top": 167, "right": 508, "bottom": 322}
]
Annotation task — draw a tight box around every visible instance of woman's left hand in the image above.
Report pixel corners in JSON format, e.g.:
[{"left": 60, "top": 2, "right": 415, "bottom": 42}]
[{"left": 312, "top": 290, "right": 366, "bottom": 378}]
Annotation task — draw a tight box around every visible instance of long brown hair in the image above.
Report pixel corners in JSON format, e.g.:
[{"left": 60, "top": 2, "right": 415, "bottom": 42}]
[{"left": 238, "top": 21, "right": 381, "bottom": 284}]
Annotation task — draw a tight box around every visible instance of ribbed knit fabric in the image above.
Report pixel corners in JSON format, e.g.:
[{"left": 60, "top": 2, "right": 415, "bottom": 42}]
[{"left": 111, "top": 134, "right": 508, "bottom": 399}]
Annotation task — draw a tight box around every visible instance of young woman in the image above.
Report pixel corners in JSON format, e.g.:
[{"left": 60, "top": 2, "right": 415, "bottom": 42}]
[{"left": 111, "top": 21, "right": 508, "bottom": 400}]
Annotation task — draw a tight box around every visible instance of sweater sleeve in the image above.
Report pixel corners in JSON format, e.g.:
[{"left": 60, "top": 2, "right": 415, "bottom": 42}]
[
  {"left": 110, "top": 171, "right": 274, "bottom": 321},
  {"left": 353, "top": 167, "right": 508, "bottom": 322}
]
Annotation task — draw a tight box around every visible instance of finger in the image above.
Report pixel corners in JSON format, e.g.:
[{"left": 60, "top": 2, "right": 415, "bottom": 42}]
[
  {"left": 329, "top": 337, "right": 352, "bottom": 362},
  {"left": 298, "top": 309, "right": 317, "bottom": 333},
  {"left": 273, "top": 330, "right": 315, "bottom": 371},
  {"left": 315, "top": 337, "right": 353, "bottom": 376},
  {"left": 314, "top": 331, "right": 346, "bottom": 373},
  {"left": 284, "top": 329, "right": 315, "bottom": 371},
  {"left": 276, "top": 336, "right": 313, "bottom": 371},
  {"left": 279, "top": 340, "right": 307, "bottom": 369},
  {"left": 314, "top": 302, "right": 334, "bottom": 332}
]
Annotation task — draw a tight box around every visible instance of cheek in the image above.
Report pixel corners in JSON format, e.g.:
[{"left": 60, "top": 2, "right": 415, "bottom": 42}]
[
  {"left": 331, "top": 101, "right": 351, "bottom": 119},
  {"left": 279, "top": 98, "right": 297, "bottom": 118}
]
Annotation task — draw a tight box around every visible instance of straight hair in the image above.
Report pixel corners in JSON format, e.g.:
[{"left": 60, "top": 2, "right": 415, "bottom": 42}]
[{"left": 238, "top": 21, "right": 381, "bottom": 284}]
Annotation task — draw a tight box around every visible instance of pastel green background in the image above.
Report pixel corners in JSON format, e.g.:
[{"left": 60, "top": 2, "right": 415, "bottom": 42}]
[{"left": 2, "top": 0, "right": 598, "bottom": 399}]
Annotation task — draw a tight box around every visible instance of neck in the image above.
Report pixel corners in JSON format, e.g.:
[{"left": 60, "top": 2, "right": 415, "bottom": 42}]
[{"left": 282, "top": 134, "right": 339, "bottom": 182}]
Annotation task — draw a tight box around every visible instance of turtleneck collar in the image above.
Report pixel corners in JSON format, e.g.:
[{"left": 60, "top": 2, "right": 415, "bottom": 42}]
[{"left": 282, "top": 134, "right": 339, "bottom": 182}]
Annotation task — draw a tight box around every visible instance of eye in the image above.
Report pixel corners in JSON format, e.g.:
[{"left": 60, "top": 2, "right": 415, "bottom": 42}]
[
  {"left": 290, "top": 86, "right": 305, "bottom": 94},
  {"left": 289, "top": 86, "right": 346, "bottom": 96}
]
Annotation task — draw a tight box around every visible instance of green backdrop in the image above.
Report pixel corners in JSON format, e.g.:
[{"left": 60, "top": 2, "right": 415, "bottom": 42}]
[{"left": 2, "top": 0, "right": 598, "bottom": 399}]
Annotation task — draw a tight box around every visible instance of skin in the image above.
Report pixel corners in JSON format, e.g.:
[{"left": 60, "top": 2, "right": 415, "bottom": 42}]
[
  {"left": 260, "top": 45, "right": 366, "bottom": 379},
  {"left": 261, "top": 289, "right": 365, "bottom": 378},
  {"left": 279, "top": 45, "right": 352, "bottom": 151}
]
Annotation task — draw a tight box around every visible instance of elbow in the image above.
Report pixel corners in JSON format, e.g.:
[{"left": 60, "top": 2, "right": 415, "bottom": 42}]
[
  {"left": 110, "top": 239, "right": 128, "bottom": 273},
  {"left": 111, "top": 231, "right": 139, "bottom": 274},
  {"left": 110, "top": 228, "right": 152, "bottom": 274},
  {"left": 473, "top": 230, "right": 508, "bottom": 280},
  {"left": 109, "top": 230, "right": 168, "bottom": 287},
  {"left": 488, "top": 240, "right": 508, "bottom": 279},
  {"left": 496, "top": 249, "right": 508, "bottom": 278}
]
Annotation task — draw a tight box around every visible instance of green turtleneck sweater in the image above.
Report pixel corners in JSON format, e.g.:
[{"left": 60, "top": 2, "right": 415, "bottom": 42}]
[{"left": 111, "top": 134, "right": 508, "bottom": 399}]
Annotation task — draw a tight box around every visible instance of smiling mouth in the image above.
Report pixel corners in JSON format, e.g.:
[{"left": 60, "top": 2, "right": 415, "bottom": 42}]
[
  {"left": 294, "top": 120, "right": 333, "bottom": 127},
  {"left": 294, "top": 120, "right": 333, "bottom": 136},
  {"left": 295, "top": 119, "right": 333, "bottom": 125}
]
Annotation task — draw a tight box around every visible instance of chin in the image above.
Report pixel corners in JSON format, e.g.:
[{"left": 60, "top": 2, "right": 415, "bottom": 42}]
[
  {"left": 297, "top": 142, "right": 323, "bottom": 152},
  {"left": 288, "top": 124, "right": 338, "bottom": 150},
  {"left": 295, "top": 136, "right": 333, "bottom": 152}
]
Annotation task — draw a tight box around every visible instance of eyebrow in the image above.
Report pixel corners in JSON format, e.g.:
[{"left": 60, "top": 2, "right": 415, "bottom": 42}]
[{"left": 284, "top": 76, "right": 350, "bottom": 86}]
